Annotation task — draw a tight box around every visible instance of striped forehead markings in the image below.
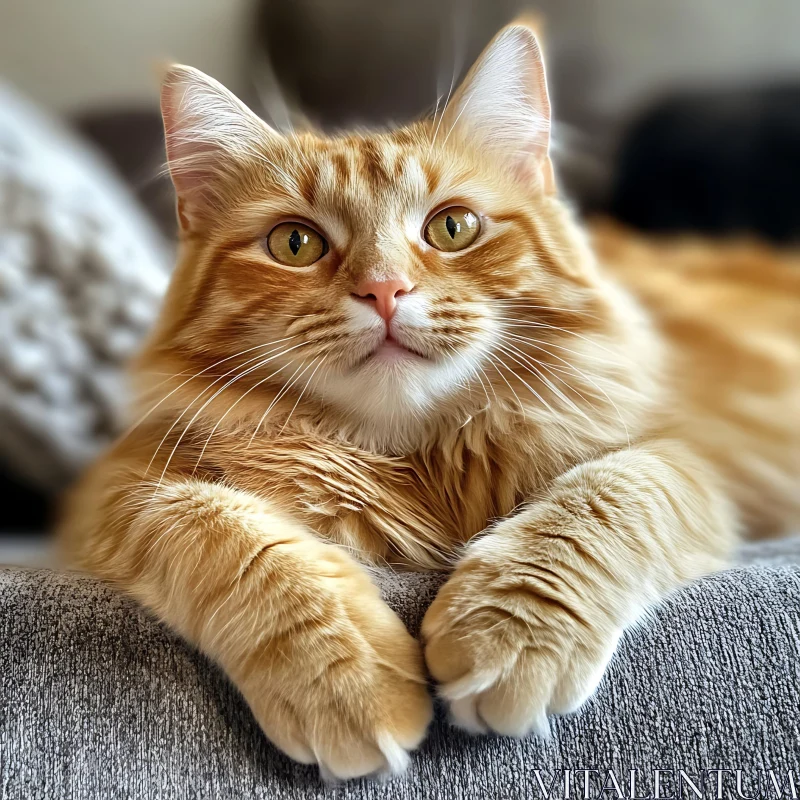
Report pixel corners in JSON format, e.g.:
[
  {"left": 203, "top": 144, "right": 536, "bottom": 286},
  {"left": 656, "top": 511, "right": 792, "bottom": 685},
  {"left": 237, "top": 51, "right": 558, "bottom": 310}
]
[
  {"left": 297, "top": 140, "right": 437, "bottom": 241},
  {"left": 358, "top": 138, "right": 395, "bottom": 189}
]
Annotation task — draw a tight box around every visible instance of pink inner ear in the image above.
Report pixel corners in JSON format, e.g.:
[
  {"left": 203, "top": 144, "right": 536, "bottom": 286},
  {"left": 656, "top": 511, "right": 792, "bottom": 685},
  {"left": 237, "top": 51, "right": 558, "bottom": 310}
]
[
  {"left": 161, "top": 77, "right": 214, "bottom": 202},
  {"left": 159, "top": 65, "right": 280, "bottom": 232},
  {"left": 175, "top": 197, "right": 192, "bottom": 232},
  {"left": 159, "top": 68, "right": 243, "bottom": 231},
  {"left": 440, "top": 23, "right": 553, "bottom": 184}
]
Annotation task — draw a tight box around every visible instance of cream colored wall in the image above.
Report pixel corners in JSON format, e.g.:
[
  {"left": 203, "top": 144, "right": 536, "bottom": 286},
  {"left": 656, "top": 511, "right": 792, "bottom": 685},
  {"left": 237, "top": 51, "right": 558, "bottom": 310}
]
[
  {"left": 539, "top": 0, "right": 800, "bottom": 117},
  {"left": 0, "top": 0, "right": 255, "bottom": 113},
  {"left": 3, "top": 0, "right": 800, "bottom": 120}
]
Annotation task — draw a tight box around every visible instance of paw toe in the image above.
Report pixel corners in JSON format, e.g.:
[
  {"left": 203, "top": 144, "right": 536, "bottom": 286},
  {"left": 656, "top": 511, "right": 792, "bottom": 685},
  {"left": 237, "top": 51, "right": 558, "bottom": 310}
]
[
  {"left": 448, "top": 695, "right": 488, "bottom": 734},
  {"left": 315, "top": 738, "right": 388, "bottom": 781}
]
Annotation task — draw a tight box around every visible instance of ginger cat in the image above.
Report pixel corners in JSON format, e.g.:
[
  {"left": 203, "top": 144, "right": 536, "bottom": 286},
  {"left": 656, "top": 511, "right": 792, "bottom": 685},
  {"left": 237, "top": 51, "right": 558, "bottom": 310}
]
[{"left": 60, "top": 21, "right": 800, "bottom": 780}]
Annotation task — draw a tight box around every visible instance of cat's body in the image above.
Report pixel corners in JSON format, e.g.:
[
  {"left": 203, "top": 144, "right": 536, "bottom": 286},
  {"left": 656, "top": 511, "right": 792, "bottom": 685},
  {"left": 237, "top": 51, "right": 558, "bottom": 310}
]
[
  {"left": 66, "top": 222, "right": 800, "bottom": 568},
  {"left": 60, "top": 22, "right": 799, "bottom": 780},
  {"left": 593, "top": 222, "right": 800, "bottom": 537}
]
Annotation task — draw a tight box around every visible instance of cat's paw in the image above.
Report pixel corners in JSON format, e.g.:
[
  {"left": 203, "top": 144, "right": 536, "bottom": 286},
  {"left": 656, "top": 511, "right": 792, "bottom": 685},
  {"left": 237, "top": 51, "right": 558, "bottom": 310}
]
[
  {"left": 239, "top": 580, "right": 433, "bottom": 781},
  {"left": 421, "top": 540, "right": 620, "bottom": 737}
]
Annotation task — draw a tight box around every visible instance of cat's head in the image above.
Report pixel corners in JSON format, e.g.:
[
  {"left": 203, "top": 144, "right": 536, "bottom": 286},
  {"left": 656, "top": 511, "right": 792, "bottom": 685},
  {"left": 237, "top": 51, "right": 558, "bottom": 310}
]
[{"left": 151, "top": 21, "right": 632, "bottom": 449}]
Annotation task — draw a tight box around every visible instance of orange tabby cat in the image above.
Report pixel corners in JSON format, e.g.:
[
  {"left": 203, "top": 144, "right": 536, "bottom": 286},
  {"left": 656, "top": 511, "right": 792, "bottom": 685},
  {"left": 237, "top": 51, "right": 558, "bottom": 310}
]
[{"left": 60, "top": 21, "right": 800, "bottom": 780}]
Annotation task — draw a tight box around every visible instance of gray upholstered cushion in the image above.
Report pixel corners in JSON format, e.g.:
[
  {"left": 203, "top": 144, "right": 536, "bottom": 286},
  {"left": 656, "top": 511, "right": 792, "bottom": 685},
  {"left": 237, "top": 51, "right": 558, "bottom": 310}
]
[
  {"left": 1, "top": 538, "right": 799, "bottom": 799},
  {"left": 0, "top": 85, "right": 171, "bottom": 491}
]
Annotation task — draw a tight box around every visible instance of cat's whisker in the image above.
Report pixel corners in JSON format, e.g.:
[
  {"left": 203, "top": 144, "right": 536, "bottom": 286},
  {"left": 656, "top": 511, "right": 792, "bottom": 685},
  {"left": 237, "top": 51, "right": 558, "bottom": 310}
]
[
  {"left": 542, "top": 360, "right": 605, "bottom": 388},
  {"left": 429, "top": 2, "right": 470, "bottom": 153},
  {"left": 495, "top": 336, "right": 607, "bottom": 435},
  {"left": 149, "top": 341, "right": 309, "bottom": 492},
  {"left": 123, "top": 337, "right": 298, "bottom": 442},
  {"left": 504, "top": 333, "right": 632, "bottom": 446},
  {"left": 430, "top": 92, "right": 443, "bottom": 137},
  {"left": 560, "top": 363, "right": 632, "bottom": 448},
  {"left": 247, "top": 359, "right": 316, "bottom": 447},
  {"left": 278, "top": 355, "right": 328, "bottom": 436},
  {"left": 142, "top": 344, "right": 305, "bottom": 479},
  {"left": 492, "top": 301, "right": 601, "bottom": 320},
  {"left": 503, "top": 339, "right": 594, "bottom": 396},
  {"left": 190, "top": 358, "right": 304, "bottom": 475},
  {"left": 483, "top": 353, "right": 526, "bottom": 415},
  {"left": 440, "top": 92, "right": 473, "bottom": 150},
  {"left": 476, "top": 364, "right": 500, "bottom": 407},
  {"left": 498, "top": 337, "right": 579, "bottom": 400},
  {"left": 143, "top": 341, "right": 305, "bottom": 478},
  {"left": 500, "top": 328, "right": 627, "bottom": 371},
  {"left": 492, "top": 341, "right": 563, "bottom": 421},
  {"left": 429, "top": 80, "right": 456, "bottom": 153},
  {"left": 508, "top": 343, "right": 620, "bottom": 428},
  {"left": 470, "top": 364, "right": 492, "bottom": 411},
  {"left": 497, "top": 317, "right": 630, "bottom": 362},
  {"left": 501, "top": 329, "right": 620, "bottom": 381}
]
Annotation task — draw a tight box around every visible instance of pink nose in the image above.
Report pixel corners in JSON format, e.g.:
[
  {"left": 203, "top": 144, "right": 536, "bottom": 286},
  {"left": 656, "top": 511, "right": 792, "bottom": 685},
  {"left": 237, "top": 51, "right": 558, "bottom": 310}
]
[{"left": 353, "top": 277, "right": 415, "bottom": 323}]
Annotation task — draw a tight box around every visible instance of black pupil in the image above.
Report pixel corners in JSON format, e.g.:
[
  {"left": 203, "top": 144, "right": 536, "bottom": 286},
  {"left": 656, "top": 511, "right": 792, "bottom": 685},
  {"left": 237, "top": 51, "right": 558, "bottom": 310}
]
[
  {"left": 445, "top": 215, "right": 458, "bottom": 239},
  {"left": 288, "top": 229, "right": 302, "bottom": 255}
]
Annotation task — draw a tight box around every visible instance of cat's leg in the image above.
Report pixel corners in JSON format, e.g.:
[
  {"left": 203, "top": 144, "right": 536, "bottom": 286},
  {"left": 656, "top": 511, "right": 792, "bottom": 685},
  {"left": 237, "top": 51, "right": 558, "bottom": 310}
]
[
  {"left": 421, "top": 439, "right": 736, "bottom": 736},
  {"left": 79, "top": 478, "right": 432, "bottom": 779}
]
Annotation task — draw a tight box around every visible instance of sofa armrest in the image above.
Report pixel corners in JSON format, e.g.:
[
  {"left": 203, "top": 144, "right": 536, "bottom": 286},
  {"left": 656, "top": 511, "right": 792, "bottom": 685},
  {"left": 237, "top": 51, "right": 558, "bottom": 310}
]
[{"left": 1, "top": 547, "right": 799, "bottom": 798}]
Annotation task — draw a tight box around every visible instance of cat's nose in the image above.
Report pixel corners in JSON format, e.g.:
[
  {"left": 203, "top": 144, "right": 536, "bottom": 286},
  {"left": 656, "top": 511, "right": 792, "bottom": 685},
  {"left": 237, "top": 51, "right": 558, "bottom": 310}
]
[{"left": 352, "top": 277, "right": 415, "bottom": 323}]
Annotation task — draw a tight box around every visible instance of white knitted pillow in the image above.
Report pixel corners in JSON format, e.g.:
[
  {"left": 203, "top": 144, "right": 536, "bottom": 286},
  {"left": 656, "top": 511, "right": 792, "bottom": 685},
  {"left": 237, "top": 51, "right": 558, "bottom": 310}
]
[{"left": 0, "top": 85, "right": 171, "bottom": 490}]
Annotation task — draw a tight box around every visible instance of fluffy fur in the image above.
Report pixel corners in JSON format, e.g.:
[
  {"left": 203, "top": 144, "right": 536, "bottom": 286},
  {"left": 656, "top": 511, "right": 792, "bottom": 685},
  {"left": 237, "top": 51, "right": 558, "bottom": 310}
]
[{"left": 60, "top": 21, "right": 800, "bottom": 780}]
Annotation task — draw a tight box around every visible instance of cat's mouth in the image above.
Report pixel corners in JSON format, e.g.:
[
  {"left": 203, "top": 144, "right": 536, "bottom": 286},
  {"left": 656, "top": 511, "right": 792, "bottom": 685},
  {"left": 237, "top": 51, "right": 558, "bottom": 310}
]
[{"left": 362, "top": 334, "right": 428, "bottom": 365}]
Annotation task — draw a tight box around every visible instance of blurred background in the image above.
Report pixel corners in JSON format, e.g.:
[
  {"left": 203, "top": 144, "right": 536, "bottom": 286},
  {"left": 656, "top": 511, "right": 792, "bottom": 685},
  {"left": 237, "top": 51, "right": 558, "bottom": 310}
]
[{"left": 2, "top": 0, "right": 800, "bottom": 561}]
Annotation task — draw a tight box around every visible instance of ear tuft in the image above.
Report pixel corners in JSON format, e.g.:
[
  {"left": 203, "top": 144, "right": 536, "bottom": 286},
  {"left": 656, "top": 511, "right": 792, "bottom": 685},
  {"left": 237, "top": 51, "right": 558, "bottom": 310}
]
[
  {"left": 160, "top": 65, "right": 277, "bottom": 230},
  {"left": 440, "top": 22, "right": 553, "bottom": 188}
]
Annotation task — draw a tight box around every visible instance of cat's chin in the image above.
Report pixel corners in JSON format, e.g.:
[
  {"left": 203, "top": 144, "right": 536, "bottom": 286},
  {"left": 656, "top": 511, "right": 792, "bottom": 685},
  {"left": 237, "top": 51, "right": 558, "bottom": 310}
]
[{"left": 314, "top": 345, "right": 485, "bottom": 449}]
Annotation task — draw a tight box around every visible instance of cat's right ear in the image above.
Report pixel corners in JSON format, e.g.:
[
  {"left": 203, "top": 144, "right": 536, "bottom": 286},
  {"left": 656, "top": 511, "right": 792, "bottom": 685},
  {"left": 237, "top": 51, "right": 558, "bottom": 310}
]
[{"left": 160, "top": 65, "right": 279, "bottom": 233}]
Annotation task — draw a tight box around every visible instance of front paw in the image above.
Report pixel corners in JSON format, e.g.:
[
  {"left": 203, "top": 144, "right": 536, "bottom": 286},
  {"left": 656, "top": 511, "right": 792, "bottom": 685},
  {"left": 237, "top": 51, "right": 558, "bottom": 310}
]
[
  {"left": 238, "top": 576, "right": 433, "bottom": 781},
  {"left": 421, "top": 538, "right": 620, "bottom": 737}
]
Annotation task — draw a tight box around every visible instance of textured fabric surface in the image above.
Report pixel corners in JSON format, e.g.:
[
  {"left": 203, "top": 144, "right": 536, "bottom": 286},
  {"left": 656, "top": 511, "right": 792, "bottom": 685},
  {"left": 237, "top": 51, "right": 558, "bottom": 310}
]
[
  {"left": 0, "top": 85, "right": 170, "bottom": 490},
  {"left": 1, "top": 540, "right": 799, "bottom": 799}
]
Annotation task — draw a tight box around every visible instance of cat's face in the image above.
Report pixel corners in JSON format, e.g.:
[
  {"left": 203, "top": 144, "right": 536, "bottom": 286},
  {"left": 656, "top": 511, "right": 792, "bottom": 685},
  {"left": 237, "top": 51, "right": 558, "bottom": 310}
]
[{"left": 158, "top": 24, "right": 604, "bottom": 440}]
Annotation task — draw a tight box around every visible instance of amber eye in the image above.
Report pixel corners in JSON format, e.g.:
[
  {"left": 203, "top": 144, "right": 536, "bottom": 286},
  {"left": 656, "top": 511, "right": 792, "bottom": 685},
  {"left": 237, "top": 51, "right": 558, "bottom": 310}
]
[
  {"left": 424, "top": 206, "right": 480, "bottom": 252},
  {"left": 266, "top": 222, "right": 328, "bottom": 267}
]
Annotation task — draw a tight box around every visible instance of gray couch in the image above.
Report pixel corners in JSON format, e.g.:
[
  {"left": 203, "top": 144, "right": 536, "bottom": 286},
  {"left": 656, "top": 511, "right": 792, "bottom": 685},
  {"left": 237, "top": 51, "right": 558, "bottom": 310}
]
[{"left": 1, "top": 539, "right": 799, "bottom": 799}]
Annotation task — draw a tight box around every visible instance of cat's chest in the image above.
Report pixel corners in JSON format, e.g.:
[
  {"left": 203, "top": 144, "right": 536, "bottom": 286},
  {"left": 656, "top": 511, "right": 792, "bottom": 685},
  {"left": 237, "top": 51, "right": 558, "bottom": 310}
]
[
  {"left": 310, "top": 446, "right": 521, "bottom": 566},
  {"left": 226, "top": 432, "right": 534, "bottom": 568}
]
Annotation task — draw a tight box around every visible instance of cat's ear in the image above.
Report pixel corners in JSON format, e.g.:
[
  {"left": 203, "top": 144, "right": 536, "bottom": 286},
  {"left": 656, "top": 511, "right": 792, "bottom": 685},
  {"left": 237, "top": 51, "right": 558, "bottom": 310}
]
[
  {"left": 441, "top": 20, "right": 555, "bottom": 193},
  {"left": 160, "top": 65, "right": 279, "bottom": 232}
]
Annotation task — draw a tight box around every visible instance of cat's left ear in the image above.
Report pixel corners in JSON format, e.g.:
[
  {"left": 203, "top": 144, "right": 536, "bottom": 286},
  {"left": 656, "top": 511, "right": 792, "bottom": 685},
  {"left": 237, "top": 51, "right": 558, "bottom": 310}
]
[{"left": 441, "top": 20, "right": 555, "bottom": 193}]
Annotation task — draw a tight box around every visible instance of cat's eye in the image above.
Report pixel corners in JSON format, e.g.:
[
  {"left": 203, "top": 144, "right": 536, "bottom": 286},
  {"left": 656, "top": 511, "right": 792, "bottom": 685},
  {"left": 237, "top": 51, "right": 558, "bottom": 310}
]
[
  {"left": 266, "top": 222, "right": 328, "bottom": 267},
  {"left": 424, "top": 206, "right": 481, "bottom": 252}
]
